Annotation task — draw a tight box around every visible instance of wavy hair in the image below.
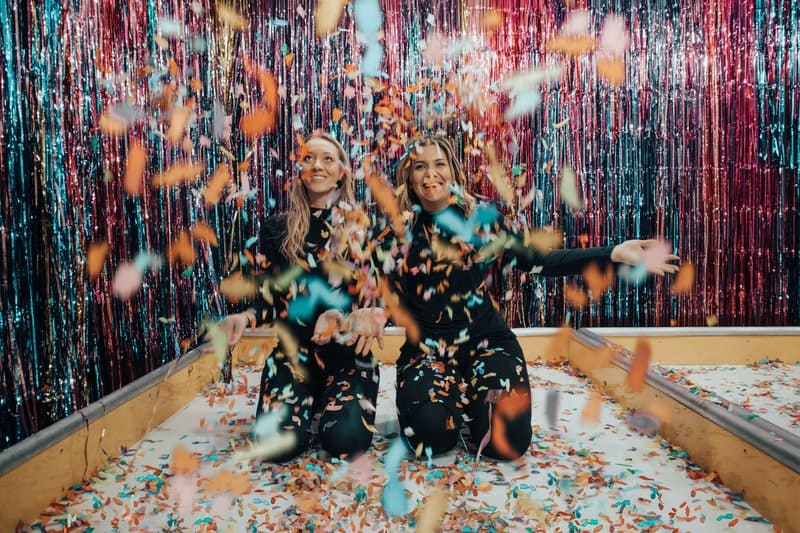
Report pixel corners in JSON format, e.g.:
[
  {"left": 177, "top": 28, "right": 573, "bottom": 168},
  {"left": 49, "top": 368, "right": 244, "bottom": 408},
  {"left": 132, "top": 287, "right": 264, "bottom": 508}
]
[
  {"left": 281, "top": 131, "right": 355, "bottom": 261},
  {"left": 394, "top": 135, "right": 476, "bottom": 221}
]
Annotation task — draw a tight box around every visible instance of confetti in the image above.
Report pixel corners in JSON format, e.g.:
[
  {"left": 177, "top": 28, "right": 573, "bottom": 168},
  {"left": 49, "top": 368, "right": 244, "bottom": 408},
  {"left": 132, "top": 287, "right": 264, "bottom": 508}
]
[
  {"left": 561, "top": 9, "right": 591, "bottom": 35},
  {"left": 202, "top": 470, "right": 251, "bottom": 496},
  {"left": 366, "top": 173, "right": 406, "bottom": 240},
  {"left": 151, "top": 162, "right": 205, "bottom": 189},
  {"left": 98, "top": 113, "right": 128, "bottom": 136},
  {"left": 379, "top": 278, "right": 420, "bottom": 343},
  {"left": 166, "top": 230, "right": 196, "bottom": 266},
  {"left": 564, "top": 284, "right": 588, "bottom": 309},
  {"left": 559, "top": 166, "right": 584, "bottom": 211},
  {"left": 217, "top": 3, "right": 248, "bottom": 30},
  {"left": 484, "top": 141, "right": 514, "bottom": 203},
  {"left": 190, "top": 222, "right": 218, "bottom": 247},
  {"left": 167, "top": 105, "right": 192, "bottom": 144},
  {"left": 314, "top": 0, "right": 346, "bottom": 37},
  {"left": 671, "top": 261, "right": 695, "bottom": 294},
  {"left": 87, "top": 241, "right": 109, "bottom": 279},
  {"left": 170, "top": 445, "right": 200, "bottom": 475},
  {"left": 544, "top": 326, "right": 571, "bottom": 362},
  {"left": 415, "top": 489, "right": 449, "bottom": 533},
  {"left": 597, "top": 57, "right": 626, "bottom": 86},
  {"left": 598, "top": 14, "right": 630, "bottom": 57},
  {"left": 111, "top": 261, "right": 143, "bottom": 300},
  {"left": 219, "top": 272, "right": 258, "bottom": 302},
  {"left": 627, "top": 338, "right": 651, "bottom": 393},
  {"left": 204, "top": 163, "right": 232, "bottom": 207},
  {"left": 239, "top": 107, "right": 278, "bottom": 138},
  {"left": 544, "top": 389, "right": 559, "bottom": 428},
  {"left": 580, "top": 390, "right": 602, "bottom": 425},
  {"left": 481, "top": 9, "right": 503, "bottom": 31},
  {"left": 124, "top": 142, "right": 147, "bottom": 196},
  {"left": 545, "top": 34, "right": 596, "bottom": 56},
  {"left": 582, "top": 262, "right": 614, "bottom": 296},
  {"left": 524, "top": 228, "right": 564, "bottom": 254}
]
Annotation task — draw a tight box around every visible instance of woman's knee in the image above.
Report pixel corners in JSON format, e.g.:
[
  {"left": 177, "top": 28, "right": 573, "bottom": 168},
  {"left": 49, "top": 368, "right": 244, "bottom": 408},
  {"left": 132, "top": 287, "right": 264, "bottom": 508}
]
[
  {"left": 399, "top": 402, "right": 459, "bottom": 455},
  {"left": 318, "top": 415, "right": 374, "bottom": 459}
]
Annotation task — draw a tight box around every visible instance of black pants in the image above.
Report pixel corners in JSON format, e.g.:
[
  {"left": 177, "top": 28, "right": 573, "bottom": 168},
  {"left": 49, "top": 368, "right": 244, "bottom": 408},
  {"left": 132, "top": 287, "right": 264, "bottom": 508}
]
[
  {"left": 396, "top": 337, "right": 532, "bottom": 460},
  {"left": 255, "top": 342, "right": 378, "bottom": 461}
]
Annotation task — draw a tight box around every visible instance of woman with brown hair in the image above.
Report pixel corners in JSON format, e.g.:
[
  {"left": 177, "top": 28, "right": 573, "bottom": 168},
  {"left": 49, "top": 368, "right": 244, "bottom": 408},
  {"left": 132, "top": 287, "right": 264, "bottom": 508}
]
[
  {"left": 216, "top": 130, "right": 382, "bottom": 461},
  {"left": 378, "top": 135, "right": 678, "bottom": 461}
]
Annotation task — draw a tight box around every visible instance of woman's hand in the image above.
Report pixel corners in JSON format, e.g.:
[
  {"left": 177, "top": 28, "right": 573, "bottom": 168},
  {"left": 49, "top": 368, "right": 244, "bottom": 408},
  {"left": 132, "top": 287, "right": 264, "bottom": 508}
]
[
  {"left": 611, "top": 239, "right": 680, "bottom": 275},
  {"left": 345, "top": 308, "right": 386, "bottom": 357},
  {"left": 311, "top": 309, "right": 345, "bottom": 345},
  {"left": 215, "top": 312, "right": 253, "bottom": 346}
]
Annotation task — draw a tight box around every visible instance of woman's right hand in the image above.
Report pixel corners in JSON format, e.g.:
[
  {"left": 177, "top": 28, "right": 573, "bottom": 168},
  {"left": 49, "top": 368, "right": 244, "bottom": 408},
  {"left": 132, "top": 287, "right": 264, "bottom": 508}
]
[{"left": 215, "top": 312, "right": 252, "bottom": 346}]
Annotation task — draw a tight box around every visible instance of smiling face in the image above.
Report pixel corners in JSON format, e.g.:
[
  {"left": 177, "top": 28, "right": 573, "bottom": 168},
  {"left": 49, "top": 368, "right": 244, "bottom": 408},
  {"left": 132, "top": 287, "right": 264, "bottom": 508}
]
[
  {"left": 299, "top": 137, "right": 345, "bottom": 207},
  {"left": 409, "top": 144, "right": 453, "bottom": 213}
]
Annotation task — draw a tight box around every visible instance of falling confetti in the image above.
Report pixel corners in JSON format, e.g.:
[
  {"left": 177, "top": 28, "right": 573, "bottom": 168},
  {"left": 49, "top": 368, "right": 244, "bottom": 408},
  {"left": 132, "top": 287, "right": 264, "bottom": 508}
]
[
  {"left": 671, "top": 261, "right": 695, "bottom": 294},
  {"left": 124, "top": 142, "right": 147, "bottom": 196},
  {"left": 559, "top": 166, "right": 584, "bottom": 211},
  {"left": 415, "top": 489, "right": 449, "bottom": 533},
  {"left": 627, "top": 338, "right": 651, "bottom": 393},
  {"left": 315, "top": 0, "right": 346, "bottom": 37},
  {"left": 87, "top": 241, "right": 109, "bottom": 279}
]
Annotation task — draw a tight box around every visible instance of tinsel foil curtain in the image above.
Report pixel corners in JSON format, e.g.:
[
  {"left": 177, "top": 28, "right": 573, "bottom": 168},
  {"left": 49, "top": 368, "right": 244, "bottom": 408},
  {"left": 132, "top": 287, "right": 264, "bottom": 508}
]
[{"left": 0, "top": 0, "right": 797, "bottom": 450}]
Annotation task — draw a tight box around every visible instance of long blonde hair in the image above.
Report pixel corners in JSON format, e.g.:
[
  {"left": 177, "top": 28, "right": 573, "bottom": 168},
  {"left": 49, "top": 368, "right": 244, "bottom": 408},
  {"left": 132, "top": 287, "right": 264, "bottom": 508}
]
[
  {"left": 395, "top": 135, "right": 476, "bottom": 219},
  {"left": 281, "top": 131, "right": 355, "bottom": 261}
]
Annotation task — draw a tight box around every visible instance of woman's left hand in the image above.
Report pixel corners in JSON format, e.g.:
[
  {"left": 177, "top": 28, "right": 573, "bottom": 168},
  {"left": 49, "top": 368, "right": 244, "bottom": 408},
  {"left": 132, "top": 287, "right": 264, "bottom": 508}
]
[
  {"left": 345, "top": 308, "right": 386, "bottom": 357},
  {"left": 611, "top": 239, "right": 680, "bottom": 275},
  {"left": 311, "top": 309, "right": 345, "bottom": 345}
]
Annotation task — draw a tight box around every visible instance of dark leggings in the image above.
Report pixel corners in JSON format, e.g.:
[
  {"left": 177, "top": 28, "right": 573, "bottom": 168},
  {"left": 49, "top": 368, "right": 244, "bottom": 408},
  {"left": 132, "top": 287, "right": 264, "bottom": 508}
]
[
  {"left": 255, "top": 343, "right": 378, "bottom": 461},
  {"left": 396, "top": 339, "right": 532, "bottom": 460}
]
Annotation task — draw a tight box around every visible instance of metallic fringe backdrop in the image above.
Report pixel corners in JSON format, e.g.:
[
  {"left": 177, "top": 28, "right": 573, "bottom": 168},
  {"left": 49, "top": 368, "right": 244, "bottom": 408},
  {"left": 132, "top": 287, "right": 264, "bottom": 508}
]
[{"left": 0, "top": 0, "right": 797, "bottom": 449}]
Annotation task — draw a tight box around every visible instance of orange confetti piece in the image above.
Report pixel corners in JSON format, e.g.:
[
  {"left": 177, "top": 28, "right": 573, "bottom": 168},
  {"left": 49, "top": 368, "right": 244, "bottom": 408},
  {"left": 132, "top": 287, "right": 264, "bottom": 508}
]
[
  {"left": 98, "top": 113, "right": 128, "bottom": 136},
  {"left": 202, "top": 470, "right": 251, "bottom": 496},
  {"left": 544, "top": 326, "right": 572, "bottom": 362},
  {"left": 380, "top": 278, "right": 420, "bottom": 343},
  {"left": 152, "top": 161, "right": 205, "bottom": 188},
  {"left": 295, "top": 493, "right": 320, "bottom": 513},
  {"left": 315, "top": 0, "right": 346, "bottom": 37},
  {"left": 580, "top": 391, "right": 602, "bottom": 425},
  {"left": 481, "top": 9, "right": 504, "bottom": 31},
  {"left": 583, "top": 263, "right": 614, "bottom": 297},
  {"left": 361, "top": 416, "right": 378, "bottom": 434},
  {"left": 204, "top": 163, "right": 232, "bottom": 207},
  {"left": 525, "top": 228, "right": 564, "bottom": 254},
  {"left": 167, "top": 106, "right": 192, "bottom": 144},
  {"left": 190, "top": 222, "right": 218, "bottom": 247},
  {"left": 545, "top": 34, "right": 596, "bottom": 56},
  {"left": 416, "top": 489, "right": 449, "bottom": 533},
  {"left": 366, "top": 174, "right": 406, "bottom": 240},
  {"left": 239, "top": 107, "right": 277, "bottom": 138},
  {"left": 167, "top": 230, "right": 196, "bottom": 266},
  {"left": 332, "top": 107, "right": 343, "bottom": 122},
  {"left": 706, "top": 314, "right": 719, "bottom": 327},
  {"left": 564, "top": 284, "right": 588, "bottom": 309},
  {"left": 597, "top": 57, "right": 626, "bottom": 86},
  {"left": 87, "top": 241, "right": 109, "bottom": 279},
  {"left": 170, "top": 445, "right": 200, "bottom": 475},
  {"left": 284, "top": 52, "right": 294, "bottom": 68},
  {"left": 217, "top": 3, "right": 248, "bottom": 30},
  {"left": 219, "top": 272, "right": 258, "bottom": 302},
  {"left": 671, "top": 261, "right": 695, "bottom": 294},
  {"left": 627, "top": 338, "right": 651, "bottom": 393},
  {"left": 124, "top": 143, "right": 147, "bottom": 196}
]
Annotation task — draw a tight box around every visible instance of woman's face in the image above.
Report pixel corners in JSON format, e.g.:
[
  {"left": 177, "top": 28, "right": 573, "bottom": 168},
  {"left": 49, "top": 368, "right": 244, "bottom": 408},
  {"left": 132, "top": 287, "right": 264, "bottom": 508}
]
[
  {"left": 409, "top": 143, "right": 453, "bottom": 213},
  {"left": 299, "top": 137, "right": 345, "bottom": 207}
]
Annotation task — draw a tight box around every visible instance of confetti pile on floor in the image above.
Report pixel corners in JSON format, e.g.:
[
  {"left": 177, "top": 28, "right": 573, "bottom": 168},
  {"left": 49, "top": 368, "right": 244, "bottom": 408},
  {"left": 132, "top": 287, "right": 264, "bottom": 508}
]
[
  {"left": 657, "top": 361, "right": 800, "bottom": 435},
  {"left": 23, "top": 362, "right": 776, "bottom": 532}
]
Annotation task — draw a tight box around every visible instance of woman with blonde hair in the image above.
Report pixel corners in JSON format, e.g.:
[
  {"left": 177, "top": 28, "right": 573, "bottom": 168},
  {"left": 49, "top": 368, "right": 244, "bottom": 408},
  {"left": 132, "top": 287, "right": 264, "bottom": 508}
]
[
  {"left": 379, "top": 135, "right": 678, "bottom": 460},
  {"left": 217, "top": 130, "right": 382, "bottom": 461}
]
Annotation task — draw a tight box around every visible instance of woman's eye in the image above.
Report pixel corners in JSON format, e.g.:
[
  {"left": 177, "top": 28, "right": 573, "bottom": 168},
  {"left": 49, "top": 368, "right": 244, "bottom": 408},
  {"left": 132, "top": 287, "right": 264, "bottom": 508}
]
[
  {"left": 436, "top": 162, "right": 447, "bottom": 167},
  {"left": 303, "top": 155, "right": 313, "bottom": 162}
]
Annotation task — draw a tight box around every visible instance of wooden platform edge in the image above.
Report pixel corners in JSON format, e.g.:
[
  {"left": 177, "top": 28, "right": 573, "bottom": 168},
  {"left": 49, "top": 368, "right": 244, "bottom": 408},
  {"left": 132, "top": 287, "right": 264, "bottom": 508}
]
[
  {"left": 0, "top": 348, "right": 220, "bottom": 531},
  {"left": 567, "top": 332, "right": 800, "bottom": 532}
]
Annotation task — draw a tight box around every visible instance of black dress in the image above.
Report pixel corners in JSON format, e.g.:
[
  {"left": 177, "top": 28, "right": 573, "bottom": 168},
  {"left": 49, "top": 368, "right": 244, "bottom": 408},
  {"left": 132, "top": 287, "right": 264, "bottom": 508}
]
[
  {"left": 243, "top": 207, "right": 378, "bottom": 461},
  {"left": 380, "top": 204, "right": 614, "bottom": 459}
]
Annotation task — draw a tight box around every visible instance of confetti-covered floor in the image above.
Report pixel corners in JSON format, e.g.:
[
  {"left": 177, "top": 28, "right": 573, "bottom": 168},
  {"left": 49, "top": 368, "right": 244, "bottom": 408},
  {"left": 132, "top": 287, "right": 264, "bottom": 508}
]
[
  {"left": 657, "top": 361, "right": 800, "bottom": 436},
  {"left": 24, "top": 362, "right": 777, "bottom": 532}
]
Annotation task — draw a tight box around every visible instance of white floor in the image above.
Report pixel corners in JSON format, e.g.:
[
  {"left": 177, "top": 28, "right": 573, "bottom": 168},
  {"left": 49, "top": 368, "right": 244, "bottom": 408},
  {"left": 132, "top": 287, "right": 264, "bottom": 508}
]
[
  {"left": 23, "top": 362, "right": 777, "bottom": 532},
  {"left": 657, "top": 361, "right": 800, "bottom": 436}
]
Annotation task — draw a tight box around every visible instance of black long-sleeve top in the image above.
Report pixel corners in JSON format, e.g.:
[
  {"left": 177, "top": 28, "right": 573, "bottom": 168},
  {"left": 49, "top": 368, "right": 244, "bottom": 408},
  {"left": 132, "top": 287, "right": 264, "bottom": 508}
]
[
  {"left": 240, "top": 208, "right": 358, "bottom": 352},
  {"left": 379, "top": 204, "right": 615, "bottom": 351}
]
